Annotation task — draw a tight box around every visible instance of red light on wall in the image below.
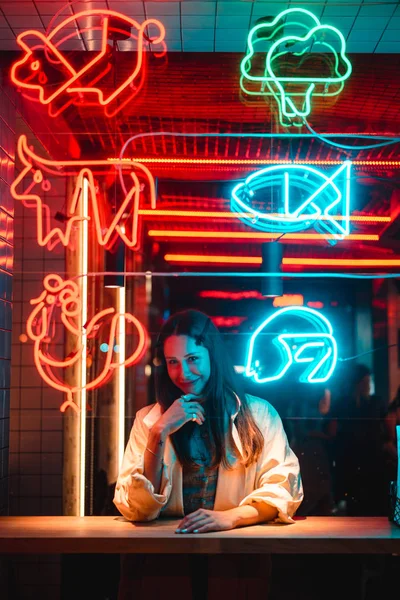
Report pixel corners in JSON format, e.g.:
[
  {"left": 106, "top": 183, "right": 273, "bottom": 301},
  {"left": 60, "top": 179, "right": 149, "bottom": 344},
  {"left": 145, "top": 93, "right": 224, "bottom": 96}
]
[
  {"left": 211, "top": 316, "right": 247, "bottom": 328},
  {"left": 199, "top": 290, "right": 264, "bottom": 300},
  {"left": 273, "top": 295, "right": 304, "bottom": 307},
  {"left": 307, "top": 301, "right": 324, "bottom": 309}
]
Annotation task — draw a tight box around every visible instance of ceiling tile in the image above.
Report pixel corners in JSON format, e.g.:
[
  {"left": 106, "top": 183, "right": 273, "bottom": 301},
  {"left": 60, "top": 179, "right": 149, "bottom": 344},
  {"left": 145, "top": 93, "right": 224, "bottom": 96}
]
[
  {"left": 387, "top": 17, "right": 400, "bottom": 29},
  {"left": 380, "top": 29, "right": 400, "bottom": 43},
  {"left": 348, "top": 30, "right": 382, "bottom": 43},
  {"left": 182, "top": 28, "right": 214, "bottom": 42},
  {"left": 181, "top": 15, "right": 215, "bottom": 28},
  {"left": 145, "top": 2, "right": 180, "bottom": 16},
  {"left": 6, "top": 15, "right": 43, "bottom": 28},
  {"left": 345, "top": 41, "right": 377, "bottom": 53},
  {"left": 0, "top": 39, "right": 18, "bottom": 50},
  {"left": 35, "top": 2, "right": 73, "bottom": 14},
  {"left": 0, "top": 3, "right": 38, "bottom": 16},
  {"left": 320, "top": 16, "right": 355, "bottom": 31},
  {"left": 216, "top": 2, "right": 252, "bottom": 17},
  {"left": 351, "top": 16, "right": 391, "bottom": 30},
  {"left": 288, "top": 4, "right": 323, "bottom": 18},
  {"left": 0, "top": 16, "right": 7, "bottom": 27},
  {"left": 375, "top": 41, "right": 400, "bottom": 53},
  {"left": 71, "top": 1, "right": 108, "bottom": 10},
  {"left": 0, "top": 28, "right": 16, "bottom": 40},
  {"left": 252, "top": 3, "right": 290, "bottom": 18},
  {"left": 106, "top": 2, "right": 145, "bottom": 17},
  {"left": 359, "top": 4, "right": 397, "bottom": 18},
  {"left": 39, "top": 14, "right": 76, "bottom": 27},
  {"left": 181, "top": 2, "right": 216, "bottom": 16},
  {"left": 54, "top": 39, "right": 84, "bottom": 50},
  {"left": 215, "top": 28, "right": 248, "bottom": 44},
  {"left": 163, "top": 39, "right": 182, "bottom": 51},
  {"left": 323, "top": 5, "right": 359, "bottom": 17},
  {"left": 216, "top": 15, "right": 250, "bottom": 29},
  {"left": 215, "top": 39, "right": 245, "bottom": 51},
  {"left": 159, "top": 28, "right": 181, "bottom": 42},
  {"left": 146, "top": 14, "right": 180, "bottom": 28},
  {"left": 183, "top": 39, "right": 213, "bottom": 51}
]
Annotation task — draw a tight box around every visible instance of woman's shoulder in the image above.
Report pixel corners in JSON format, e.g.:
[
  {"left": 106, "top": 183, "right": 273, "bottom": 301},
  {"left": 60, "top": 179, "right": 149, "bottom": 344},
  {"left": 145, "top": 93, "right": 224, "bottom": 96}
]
[{"left": 244, "top": 393, "right": 281, "bottom": 422}]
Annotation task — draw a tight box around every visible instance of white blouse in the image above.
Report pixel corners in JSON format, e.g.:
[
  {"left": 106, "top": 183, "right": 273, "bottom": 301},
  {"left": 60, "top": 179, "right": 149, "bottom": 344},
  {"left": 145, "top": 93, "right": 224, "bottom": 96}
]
[{"left": 113, "top": 394, "right": 304, "bottom": 523}]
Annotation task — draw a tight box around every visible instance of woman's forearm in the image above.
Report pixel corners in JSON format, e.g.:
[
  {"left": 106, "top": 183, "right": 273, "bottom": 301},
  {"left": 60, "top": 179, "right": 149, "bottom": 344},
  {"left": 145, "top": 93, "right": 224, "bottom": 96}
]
[
  {"left": 143, "top": 426, "right": 168, "bottom": 494},
  {"left": 228, "top": 503, "right": 278, "bottom": 528}
]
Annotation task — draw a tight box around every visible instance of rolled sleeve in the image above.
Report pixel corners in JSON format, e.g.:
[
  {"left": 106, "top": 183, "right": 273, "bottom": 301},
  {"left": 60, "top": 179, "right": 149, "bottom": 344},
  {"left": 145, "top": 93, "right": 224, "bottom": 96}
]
[
  {"left": 113, "top": 408, "right": 172, "bottom": 521},
  {"left": 239, "top": 402, "right": 303, "bottom": 523}
]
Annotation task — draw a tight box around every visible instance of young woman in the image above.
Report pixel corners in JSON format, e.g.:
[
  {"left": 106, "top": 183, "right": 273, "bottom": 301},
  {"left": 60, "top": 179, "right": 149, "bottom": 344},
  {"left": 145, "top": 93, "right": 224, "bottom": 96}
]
[{"left": 114, "top": 309, "right": 303, "bottom": 598}]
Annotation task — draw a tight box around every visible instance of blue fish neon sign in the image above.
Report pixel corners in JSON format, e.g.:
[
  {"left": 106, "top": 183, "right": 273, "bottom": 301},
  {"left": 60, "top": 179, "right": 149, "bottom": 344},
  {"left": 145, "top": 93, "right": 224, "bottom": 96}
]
[
  {"left": 245, "top": 306, "right": 337, "bottom": 384},
  {"left": 231, "top": 162, "right": 351, "bottom": 245}
]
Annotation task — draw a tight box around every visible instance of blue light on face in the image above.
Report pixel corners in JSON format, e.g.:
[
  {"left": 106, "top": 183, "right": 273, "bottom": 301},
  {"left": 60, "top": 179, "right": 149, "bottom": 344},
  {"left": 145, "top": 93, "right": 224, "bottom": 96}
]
[{"left": 245, "top": 306, "right": 337, "bottom": 384}]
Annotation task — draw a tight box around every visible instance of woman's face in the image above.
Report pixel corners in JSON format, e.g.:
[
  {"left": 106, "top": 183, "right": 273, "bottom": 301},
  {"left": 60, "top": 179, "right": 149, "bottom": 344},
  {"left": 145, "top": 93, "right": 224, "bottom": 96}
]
[{"left": 164, "top": 334, "right": 211, "bottom": 396}]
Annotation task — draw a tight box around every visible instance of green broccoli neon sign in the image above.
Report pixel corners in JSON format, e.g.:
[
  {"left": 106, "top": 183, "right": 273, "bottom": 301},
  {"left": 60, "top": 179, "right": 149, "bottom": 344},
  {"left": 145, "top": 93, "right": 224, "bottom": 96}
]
[{"left": 240, "top": 8, "right": 352, "bottom": 127}]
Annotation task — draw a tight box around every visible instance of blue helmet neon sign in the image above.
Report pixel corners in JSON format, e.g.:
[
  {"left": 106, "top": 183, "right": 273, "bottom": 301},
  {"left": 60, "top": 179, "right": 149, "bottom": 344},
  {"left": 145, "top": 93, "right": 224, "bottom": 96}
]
[
  {"left": 245, "top": 306, "right": 337, "bottom": 384},
  {"left": 231, "top": 162, "right": 351, "bottom": 245}
]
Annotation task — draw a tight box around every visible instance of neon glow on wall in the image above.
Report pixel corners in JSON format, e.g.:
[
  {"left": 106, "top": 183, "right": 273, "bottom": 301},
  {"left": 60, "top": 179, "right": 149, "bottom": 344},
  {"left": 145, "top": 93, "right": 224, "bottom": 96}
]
[
  {"left": 245, "top": 306, "right": 337, "bottom": 384},
  {"left": 240, "top": 8, "right": 352, "bottom": 127},
  {"left": 10, "top": 135, "right": 156, "bottom": 251},
  {"left": 25, "top": 274, "right": 148, "bottom": 413},
  {"left": 10, "top": 10, "right": 166, "bottom": 118},
  {"left": 231, "top": 162, "right": 351, "bottom": 244}
]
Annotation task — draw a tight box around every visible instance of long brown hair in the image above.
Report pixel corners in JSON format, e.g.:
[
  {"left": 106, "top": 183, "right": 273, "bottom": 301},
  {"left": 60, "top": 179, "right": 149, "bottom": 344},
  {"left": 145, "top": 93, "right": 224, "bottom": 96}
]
[{"left": 154, "top": 309, "right": 264, "bottom": 469}]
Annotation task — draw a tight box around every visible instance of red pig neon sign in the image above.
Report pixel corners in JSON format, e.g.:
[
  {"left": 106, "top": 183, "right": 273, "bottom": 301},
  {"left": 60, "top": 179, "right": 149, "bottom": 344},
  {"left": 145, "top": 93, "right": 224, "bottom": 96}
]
[
  {"left": 25, "top": 274, "right": 148, "bottom": 413},
  {"left": 11, "top": 135, "right": 156, "bottom": 251},
  {"left": 10, "top": 10, "right": 166, "bottom": 118}
]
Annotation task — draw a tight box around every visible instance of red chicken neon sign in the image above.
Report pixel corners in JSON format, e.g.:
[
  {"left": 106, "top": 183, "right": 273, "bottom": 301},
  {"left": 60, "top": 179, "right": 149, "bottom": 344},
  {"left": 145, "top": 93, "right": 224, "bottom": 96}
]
[
  {"left": 11, "top": 135, "right": 156, "bottom": 251},
  {"left": 25, "top": 274, "right": 148, "bottom": 413},
  {"left": 10, "top": 9, "right": 166, "bottom": 118}
]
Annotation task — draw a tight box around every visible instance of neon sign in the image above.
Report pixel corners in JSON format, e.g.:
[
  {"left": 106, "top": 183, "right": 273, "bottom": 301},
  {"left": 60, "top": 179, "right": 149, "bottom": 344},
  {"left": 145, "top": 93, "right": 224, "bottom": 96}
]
[
  {"left": 25, "top": 274, "right": 148, "bottom": 413},
  {"left": 11, "top": 135, "right": 156, "bottom": 251},
  {"left": 245, "top": 306, "right": 337, "bottom": 384},
  {"left": 240, "top": 8, "right": 352, "bottom": 127},
  {"left": 10, "top": 10, "right": 166, "bottom": 118},
  {"left": 231, "top": 162, "right": 351, "bottom": 245}
]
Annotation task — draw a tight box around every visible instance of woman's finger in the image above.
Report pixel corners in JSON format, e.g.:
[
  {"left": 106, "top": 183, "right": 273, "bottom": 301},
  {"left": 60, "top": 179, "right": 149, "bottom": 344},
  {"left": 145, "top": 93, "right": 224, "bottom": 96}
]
[{"left": 176, "top": 517, "right": 210, "bottom": 533}]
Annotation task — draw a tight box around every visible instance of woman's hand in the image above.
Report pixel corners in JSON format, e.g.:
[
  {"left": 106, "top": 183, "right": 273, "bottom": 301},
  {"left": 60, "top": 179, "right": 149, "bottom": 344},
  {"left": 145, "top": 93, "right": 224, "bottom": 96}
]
[
  {"left": 154, "top": 394, "right": 205, "bottom": 436},
  {"left": 175, "top": 509, "right": 237, "bottom": 534}
]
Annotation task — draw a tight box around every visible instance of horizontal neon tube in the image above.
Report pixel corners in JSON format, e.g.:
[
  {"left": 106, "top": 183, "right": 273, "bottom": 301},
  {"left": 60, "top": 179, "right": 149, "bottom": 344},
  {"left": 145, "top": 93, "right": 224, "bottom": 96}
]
[
  {"left": 139, "top": 210, "right": 390, "bottom": 223},
  {"left": 150, "top": 230, "right": 379, "bottom": 241},
  {"left": 164, "top": 254, "right": 400, "bottom": 268},
  {"left": 110, "top": 158, "right": 400, "bottom": 166}
]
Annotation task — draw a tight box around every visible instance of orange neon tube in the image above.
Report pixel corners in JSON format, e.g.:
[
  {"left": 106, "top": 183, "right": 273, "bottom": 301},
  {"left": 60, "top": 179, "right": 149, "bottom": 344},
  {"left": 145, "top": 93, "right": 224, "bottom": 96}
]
[
  {"left": 110, "top": 158, "right": 400, "bottom": 167},
  {"left": 139, "top": 210, "right": 390, "bottom": 223},
  {"left": 25, "top": 274, "right": 148, "bottom": 413},
  {"left": 150, "top": 230, "right": 379, "bottom": 242},
  {"left": 11, "top": 135, "right": 156, "bottom": 252},
  {"left": 164, "top": 254, "right": 400, "bottom": 268}
]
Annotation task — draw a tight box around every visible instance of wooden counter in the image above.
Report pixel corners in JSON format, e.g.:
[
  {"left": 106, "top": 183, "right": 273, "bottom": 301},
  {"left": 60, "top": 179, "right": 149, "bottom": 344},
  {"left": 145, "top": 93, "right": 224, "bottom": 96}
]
[{"left": 1, "top": 516, "right": 400, "bottom": 554}]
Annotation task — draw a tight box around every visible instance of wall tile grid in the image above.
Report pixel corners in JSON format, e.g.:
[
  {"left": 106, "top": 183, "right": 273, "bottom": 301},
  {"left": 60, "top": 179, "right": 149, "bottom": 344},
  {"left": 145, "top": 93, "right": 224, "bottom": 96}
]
[
  {"left": 0, "top": 81, "right": 14, "bottom": 518},
  {"left": 6, "top": 105, "right": 66, "bottom": 599},
  {"left": 10, "top": 121, "right": 65, "bottom": 520}
]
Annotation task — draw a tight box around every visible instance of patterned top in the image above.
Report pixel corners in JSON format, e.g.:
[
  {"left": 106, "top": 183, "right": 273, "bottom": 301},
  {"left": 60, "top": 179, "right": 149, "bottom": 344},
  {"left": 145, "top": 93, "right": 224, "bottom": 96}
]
[{"left": 182, "top": 424, "right": 218, "bottom": 515}]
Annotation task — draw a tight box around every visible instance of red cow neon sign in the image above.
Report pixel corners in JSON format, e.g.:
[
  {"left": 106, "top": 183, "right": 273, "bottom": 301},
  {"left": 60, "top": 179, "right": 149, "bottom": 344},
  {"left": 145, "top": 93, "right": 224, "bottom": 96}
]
[
  {"left": 11, "top": 135, "right": 156, "bottom": 251},
  {"left": 10, "top": 10, "right": 166, "bottom": 118},
  {"left": 25, "top": 274, "right": 148, "bottom": 413}
]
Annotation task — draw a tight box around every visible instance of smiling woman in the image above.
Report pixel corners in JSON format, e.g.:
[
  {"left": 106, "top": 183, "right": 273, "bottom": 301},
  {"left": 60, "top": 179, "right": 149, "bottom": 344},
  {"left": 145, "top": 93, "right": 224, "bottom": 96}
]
[{"left": 113, "top": 309, "right": 303, "bottom": 599}]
